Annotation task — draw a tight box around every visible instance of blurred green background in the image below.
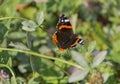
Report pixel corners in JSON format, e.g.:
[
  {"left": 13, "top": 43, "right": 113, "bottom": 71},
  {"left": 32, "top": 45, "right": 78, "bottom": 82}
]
[{"left": 0, "top": 0, "right": 120, "bottom": 83}]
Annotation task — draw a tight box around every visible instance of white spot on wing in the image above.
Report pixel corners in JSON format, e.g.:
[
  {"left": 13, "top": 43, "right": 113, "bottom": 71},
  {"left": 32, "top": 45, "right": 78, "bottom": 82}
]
[
  {"left": 64, "top": 19, "right": 69, "bottom": 22},
  {"left": 79, "top": 39, "right": 84, "bottom": 45},
  {"left": 61, "top": 20, "right": 64, "bottom": 22}
]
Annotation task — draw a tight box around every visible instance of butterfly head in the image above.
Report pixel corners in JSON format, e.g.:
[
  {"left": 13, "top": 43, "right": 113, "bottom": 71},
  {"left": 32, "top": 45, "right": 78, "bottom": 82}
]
[{"left": 57, "top": 14, "right": 71, "bottom": 28}]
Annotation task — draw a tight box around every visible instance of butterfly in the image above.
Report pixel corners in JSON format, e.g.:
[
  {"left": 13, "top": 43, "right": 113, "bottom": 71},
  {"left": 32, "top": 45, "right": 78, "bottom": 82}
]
[{"left": 52, "top": 14, "right": 84, "bottom": 52}]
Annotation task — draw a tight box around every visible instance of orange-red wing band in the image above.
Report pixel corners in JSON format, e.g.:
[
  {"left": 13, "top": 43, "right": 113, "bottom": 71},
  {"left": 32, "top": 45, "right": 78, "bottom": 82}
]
[
  {"left": 71, "top": 38, "right": 80, "bottom": 47},
  {"left": 59, "top": 25, "right": 72, "bottom": 30},
  {"left": 52, "top": 33, "right": 58, "bottom": 45},
  {"left": 59, "top": 48, "right": 66, "bottom": 52}
]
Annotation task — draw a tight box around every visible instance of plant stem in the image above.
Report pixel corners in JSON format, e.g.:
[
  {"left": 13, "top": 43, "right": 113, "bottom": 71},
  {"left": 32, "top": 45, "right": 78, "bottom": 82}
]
[{"left": 0, "top": 48, "right": 85, "bottom": 70}]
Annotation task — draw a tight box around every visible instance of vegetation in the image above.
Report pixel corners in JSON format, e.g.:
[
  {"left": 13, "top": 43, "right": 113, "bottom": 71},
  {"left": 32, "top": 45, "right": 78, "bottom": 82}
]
[{"left": 0, "top": 0, "right": 120, "bottom": 83}]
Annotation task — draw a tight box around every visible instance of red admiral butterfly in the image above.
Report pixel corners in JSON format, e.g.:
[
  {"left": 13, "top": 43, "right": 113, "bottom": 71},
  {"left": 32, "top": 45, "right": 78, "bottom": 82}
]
[{"left": 52, "top": 14, "right": 84, "bottom": 52}]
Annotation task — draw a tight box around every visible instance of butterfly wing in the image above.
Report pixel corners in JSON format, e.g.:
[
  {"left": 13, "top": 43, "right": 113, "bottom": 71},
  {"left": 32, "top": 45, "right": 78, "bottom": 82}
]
[
  {"left": 52, "top": 14, "right": 84, "bottom": 52},
  {"left": 55, "top": 14, "right": 75, "bottom": 48}
]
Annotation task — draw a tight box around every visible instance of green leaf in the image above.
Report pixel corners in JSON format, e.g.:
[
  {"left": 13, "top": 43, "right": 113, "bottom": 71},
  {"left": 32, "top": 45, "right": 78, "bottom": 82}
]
[
  {"left": 88, "top": 41, "right": 96, "bottom": 53},
  {"left": 71, "top": 51, "right": 88, "bottom": 67},
  {"left": 10, "top": 76, "right": 17, "bottom": 84},
  {"left": 92, "top": 50, "right": 107, "bottom": 67},
  {"left": 22, "top": 20, "right": 38, "bottom": 32},
  {"left": 31, "top": 57, "right": 64, "bottom": 80},
  {"left": 36, "top": 11, "right": 44, "bottom": 25},
  {"left": 0, "top": 23, "right": 8, "bottom": 43},
  {"left": 18, "top": 64, "right": 28, "bottom": 73},
  {"left": 7, "top": 32, "right": 26, "bottom": 39},
  {"left": 42, "top": 68, "right": 63, "bottom": 80},
  {"left": 7, "top": 57, "right": 12, "bottom": 67},
  {"left": 39, "top": 46, "right": 51, "bottom": 54},
  {"left": 102, "top": 73, "right": 110, "bottom": 83},
  {"left": 16, "top": 77, "right": 26, "bottom": 84},
  {"left": 0, "top": 78, "right": 10, "bottom": 84},
  {"left": 71, "top": 14, "right": 77, "bottom": 30},
  {"left": 0, "top": 51, "right": 10, "bottom": 64},
  {"left": 21, "top": 7, "right": 37, "bottom": 19},
  {"left": 60, "top": 77, "right": 68, "bottom": 84},
  {"left": 113, "top": 39, "right": 120, "bottom": 52},
  {"left": 9, "top": 42, "right": 29, "bottom": 50},
  {"left": 68, "top": 69, "right": 89, "bottom": 83},
  {"left": 28, "top": 78, "right": 39, "bottom": 84},
  {"left": 108, "top": 52, "right": 120, "bottom": 63}
]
